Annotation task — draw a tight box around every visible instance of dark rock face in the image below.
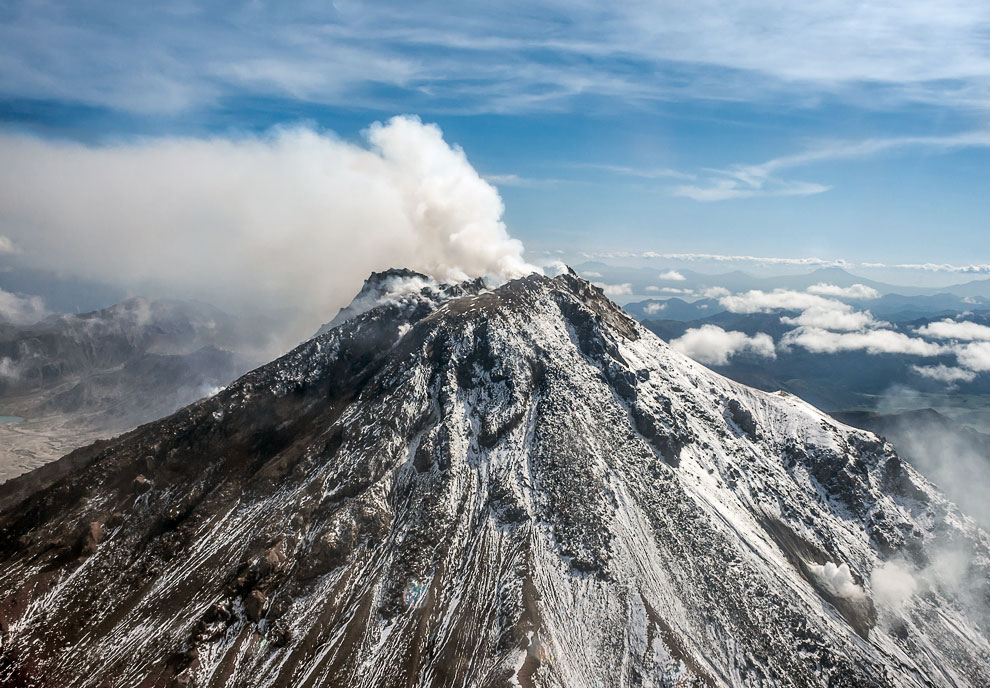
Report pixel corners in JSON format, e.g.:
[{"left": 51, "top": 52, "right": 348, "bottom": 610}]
[
  {"left": 0, "top": 271, "right": 988, "bottom": 687},
  {"left": 726, "top": 398, "right": 759, "bottom": 439},
  {"left": 833, "top": 408, "right": 990, "bottom": 530}
]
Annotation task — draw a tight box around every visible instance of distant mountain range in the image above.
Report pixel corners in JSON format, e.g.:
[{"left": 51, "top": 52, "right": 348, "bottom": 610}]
[{"left": 577, "top": 262, "right": 990, "bottom": 301}]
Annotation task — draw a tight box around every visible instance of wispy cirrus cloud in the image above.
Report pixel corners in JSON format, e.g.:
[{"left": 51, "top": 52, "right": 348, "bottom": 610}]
[
  {"left": 567, "top": 163, "right": 696, "bottom": 181},
  {"left": 1, "top": 1, "right": 989, "bottom": 115},
  {"left": 673, "top": 130, "right": 990, "bottom": 201},
  {"left": 672, "top": 178, "right": 829, "bottom": 202},
  {"left": 893, "top": 263, "right": 990, "bottom": 274}
]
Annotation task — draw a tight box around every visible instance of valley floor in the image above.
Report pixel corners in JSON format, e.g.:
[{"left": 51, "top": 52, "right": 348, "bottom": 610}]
[{"left": 0, "top": 414, "right": 108, "bottom": 484}]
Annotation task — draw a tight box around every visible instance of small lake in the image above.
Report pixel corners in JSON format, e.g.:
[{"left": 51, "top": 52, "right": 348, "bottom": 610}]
[{"left": 0, "top": 416, "right": 24, "bottom": 424}]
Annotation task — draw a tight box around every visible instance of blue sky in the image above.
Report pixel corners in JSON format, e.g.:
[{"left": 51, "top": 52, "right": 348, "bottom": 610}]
[{"left": 1, "top": 0, "right": 989, "bottom": 278}]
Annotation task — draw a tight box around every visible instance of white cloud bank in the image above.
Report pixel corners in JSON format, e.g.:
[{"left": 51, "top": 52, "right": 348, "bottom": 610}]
[
  {"left": 722, "top": 287, "right": 883, "bottom": 332},
  {"left": 0, "top": 116, "right": 537, "bottom": 347},
  {"left": 665, "top": 283, "right": 990, "bottom": 380},
  {"left": 670, "top": 325, "right": 775, "bottom": 366}
]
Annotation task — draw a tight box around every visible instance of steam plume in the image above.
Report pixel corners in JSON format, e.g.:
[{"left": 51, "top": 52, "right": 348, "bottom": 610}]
[{"left": 0, "top": 116, "right": 537, "bottom": 351}]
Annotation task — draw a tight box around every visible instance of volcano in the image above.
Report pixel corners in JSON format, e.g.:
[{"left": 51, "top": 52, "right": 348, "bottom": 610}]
[{"left": 0, "top": 269, "right": 987, "bottom": 687}]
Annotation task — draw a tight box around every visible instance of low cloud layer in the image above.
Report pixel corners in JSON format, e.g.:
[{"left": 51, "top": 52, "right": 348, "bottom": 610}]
[
  {"left": 911, "top": 364, "right": 977, "bottom": 383},
  {"left": 721, "top": 288, "right": 850, "bottom": 314},
  {"left": 0, "top": 116, "right": 537, "bottom": 349},
  {"left": 780, "top": 306, "right": 876, "bottom": 332},
  {"left": 917, "top": 319, "right": 990, "bottom": 341},
  {"left": 596, "top": 282, "right": 633, "bottom": 296},
  {"left": 0, "top": 288, "right": 48, "bottom": 325},
  {"left": 670, "top": 324, "right": 776, "bottom": 366},
  {"left": 643, "top": 282, "right": 990, "bottom": 383},
  {"left": 806, "top": 283, "right": 879, "bottom": 299},
  {"left": 955, "top": 342, "right": 990, "bottom": 372},
  {"left": 782, "top": 328, "right": 947, "bottom": 356}
]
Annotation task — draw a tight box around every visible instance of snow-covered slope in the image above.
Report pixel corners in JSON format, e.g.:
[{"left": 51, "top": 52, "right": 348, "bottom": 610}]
[{"left": 0, "top": 269, "right": 987, "bottom": 687}]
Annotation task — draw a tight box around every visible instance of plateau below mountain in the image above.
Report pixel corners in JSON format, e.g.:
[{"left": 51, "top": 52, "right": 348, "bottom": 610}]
[{"left": 0, "top": 298, "right": 260, "bottom": 482}]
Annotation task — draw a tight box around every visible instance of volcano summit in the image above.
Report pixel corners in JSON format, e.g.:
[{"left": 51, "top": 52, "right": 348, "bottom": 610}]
[{"left": 0, "top": 269, "right": 987, "bottom": 687}]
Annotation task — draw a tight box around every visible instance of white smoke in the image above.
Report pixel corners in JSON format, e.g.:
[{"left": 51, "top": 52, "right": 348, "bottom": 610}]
[
  {"left": 871, "top": 548, "right": 982, "bottom": 617},
  {"left": 0, "top": 357, "right": 20, "bottom": 380},
  {"left": 871, "top": 560, "right": 918, "bottom": 610},
  {"left": 0, "top": 116, "right": 538, "bottom": 352},
  {"left": 809, "top": 561, "right": 865, "bottom": 600}
]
